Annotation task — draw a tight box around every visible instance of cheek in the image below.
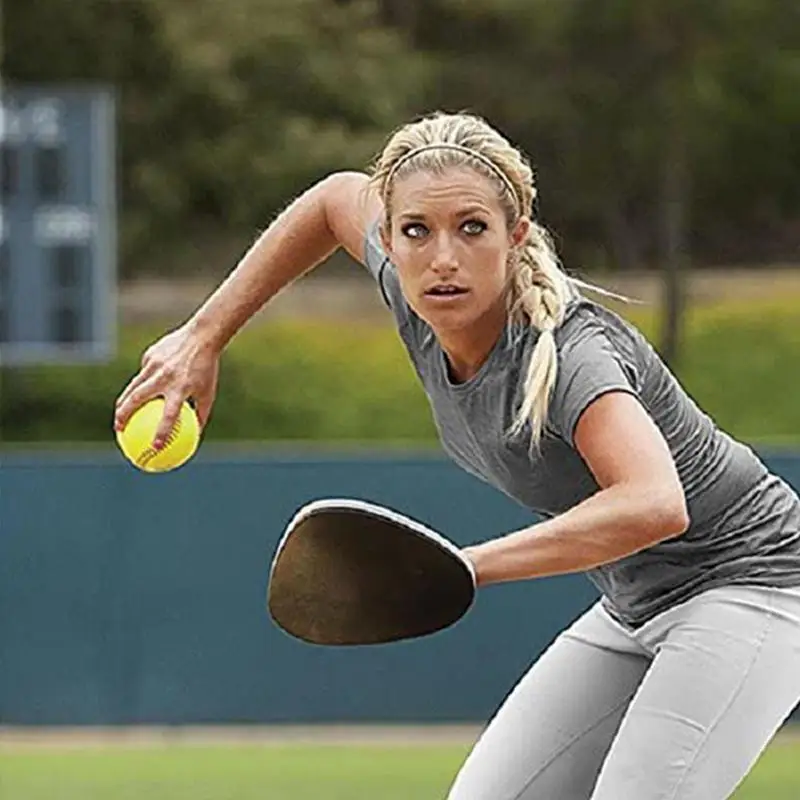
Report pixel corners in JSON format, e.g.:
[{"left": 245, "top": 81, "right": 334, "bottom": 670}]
[
  {"left": 473, "top": 249, "right": 510, "bottom": 298},
  {"left": 385, "top": 247, "right": 422, "bottom": 305},
  {"left": 389, "top": 240, "right": 428, "bottom": 283}
]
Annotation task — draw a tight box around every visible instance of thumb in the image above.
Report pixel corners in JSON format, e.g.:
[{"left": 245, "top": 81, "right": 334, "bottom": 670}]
[{"left": 153, "top": 395, "right": 184, "bottom": 450}]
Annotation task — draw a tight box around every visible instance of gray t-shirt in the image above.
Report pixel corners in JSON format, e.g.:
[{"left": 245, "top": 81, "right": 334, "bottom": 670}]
[{"left": 364, "top": 226, "right": 800, "bottom": 629}]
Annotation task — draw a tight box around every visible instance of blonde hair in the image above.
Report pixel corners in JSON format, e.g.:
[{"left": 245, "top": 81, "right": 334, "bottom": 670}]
[{"left": 368, "top": 112, "right": 578, "bottom": 447}]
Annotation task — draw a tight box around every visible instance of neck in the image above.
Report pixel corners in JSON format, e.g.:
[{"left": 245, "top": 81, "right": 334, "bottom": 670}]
[{"left": 436, "top": 304, "right": 508, "bottom": 383}]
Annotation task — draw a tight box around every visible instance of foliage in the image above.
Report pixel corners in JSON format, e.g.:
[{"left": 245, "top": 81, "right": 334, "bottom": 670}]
[
  {"left": 6, "top": 0, "right": 800, "bottom": 276},
  {"left": 399, "top": 0, "right": 800, "bottom": 270},
  {"left": 6, "top": 0, "right": 430, "bottom": 276},
  {"left": 2, "top": 296, "right": 798, "bottom": 446}
]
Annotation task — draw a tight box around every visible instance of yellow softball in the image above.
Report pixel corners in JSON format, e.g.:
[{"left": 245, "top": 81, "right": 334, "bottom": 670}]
[{"left": 116, "top": 398, "right": 201, "bottom": 473}]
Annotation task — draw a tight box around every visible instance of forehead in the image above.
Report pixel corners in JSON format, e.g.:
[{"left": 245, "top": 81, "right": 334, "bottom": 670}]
[{"left": 390, "top": 167, "right": 504, "bottom": 215}]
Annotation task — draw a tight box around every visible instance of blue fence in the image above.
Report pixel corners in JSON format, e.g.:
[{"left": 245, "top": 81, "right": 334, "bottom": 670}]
[{"left": 1, "top": 447, "right": 799, "bottom": 726}]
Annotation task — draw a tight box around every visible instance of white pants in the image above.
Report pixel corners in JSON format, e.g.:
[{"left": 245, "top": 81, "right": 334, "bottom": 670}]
[{"left": 447, "top": 585, "right": 800, "bottom": 800}]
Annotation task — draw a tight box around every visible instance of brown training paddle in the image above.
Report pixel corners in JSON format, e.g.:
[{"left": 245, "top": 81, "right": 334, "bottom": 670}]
[{"left": 267, "top": 498, "right": 477, "bottom": 646}]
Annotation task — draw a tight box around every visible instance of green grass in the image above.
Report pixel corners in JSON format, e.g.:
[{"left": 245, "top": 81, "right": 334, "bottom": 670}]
[{"left": 1, "top": 737, "right": 798, "bottom": 799}]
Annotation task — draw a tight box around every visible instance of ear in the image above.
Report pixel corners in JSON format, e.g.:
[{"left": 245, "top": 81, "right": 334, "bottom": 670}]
[{"left": 510, "top": 215, "right": 531, "bottom": 248}]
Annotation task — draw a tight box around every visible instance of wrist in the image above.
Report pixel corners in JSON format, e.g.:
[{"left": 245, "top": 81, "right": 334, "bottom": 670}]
[
  {"left": 462, "top": 544, "right": 492, "bottom": 588},
  {"left": 186, "top": 313, "right": 227, "bottom": 354},
  {"left": 463, "top": 534, "right": 538, "bottom": 587}
]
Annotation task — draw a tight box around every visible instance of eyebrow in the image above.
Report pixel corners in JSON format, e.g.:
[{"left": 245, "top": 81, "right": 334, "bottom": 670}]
[{"left": 397, "top": 205, "right": 492, "bottom": 221}]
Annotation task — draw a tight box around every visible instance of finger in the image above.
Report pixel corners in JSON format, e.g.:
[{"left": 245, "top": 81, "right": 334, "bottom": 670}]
[
  {"left": 193, "top": 392, "right": 215, "bottom": 429},
  {"left": 115, "top": 361, "right": 158, "bottom": 415},
  {"left": 114, "top": 377, "right": 164, "bottom": 431},
  {"left": 153, "top": 393, "right": 185, "bottom": 450}
]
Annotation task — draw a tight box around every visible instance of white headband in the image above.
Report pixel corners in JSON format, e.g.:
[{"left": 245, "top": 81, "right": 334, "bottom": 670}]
[{"left": 385, "top": 142, "right": 525, "bottom": 216}]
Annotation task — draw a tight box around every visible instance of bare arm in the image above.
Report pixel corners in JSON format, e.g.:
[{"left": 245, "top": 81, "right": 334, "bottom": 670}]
[
  {"left": 188, "top": 170, "right": 379, "bottom": 351},
  {"left": 463, "top": 392, "right": 690, "bottom": 586},
  {"left": 114, "top": 170, "right": 381, "bottom": 444}
]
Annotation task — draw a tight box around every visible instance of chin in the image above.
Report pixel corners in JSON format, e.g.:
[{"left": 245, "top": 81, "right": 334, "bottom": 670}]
[{"left": 417, "top": 300, "right": 486, "bottom": 333}]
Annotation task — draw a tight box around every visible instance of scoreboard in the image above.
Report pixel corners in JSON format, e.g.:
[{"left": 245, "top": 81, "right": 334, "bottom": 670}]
[{"left": 0, "top": 85, "right": 117, "bottom": 365}]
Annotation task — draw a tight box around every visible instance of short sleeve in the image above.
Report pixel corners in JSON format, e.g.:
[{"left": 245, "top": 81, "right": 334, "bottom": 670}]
[
  {"left": 363, "top": 222, "right": 411, "bottom": 324},
  {"left": 549, "top": 327, "right": 640, "bottom": 448}
]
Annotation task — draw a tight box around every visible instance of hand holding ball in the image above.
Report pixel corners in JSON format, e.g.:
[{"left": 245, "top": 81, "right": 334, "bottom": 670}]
[{"left": 116, "top": 398, "right": 200, "bottom": 473}]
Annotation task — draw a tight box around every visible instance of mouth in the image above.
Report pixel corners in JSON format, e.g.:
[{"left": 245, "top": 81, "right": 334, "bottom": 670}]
[{"left": 424, "top": 284, "right": 470, "bottom": 301}]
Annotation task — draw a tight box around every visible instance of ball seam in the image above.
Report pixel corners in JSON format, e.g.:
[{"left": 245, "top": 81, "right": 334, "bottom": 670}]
[{"left": 135, "top": 415, "right": 184, "bottom": 469}]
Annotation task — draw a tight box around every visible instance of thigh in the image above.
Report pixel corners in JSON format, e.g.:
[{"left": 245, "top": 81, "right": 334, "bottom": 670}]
[
  {"left": 447, "top": 602, "right": 651, "bottom": 800},
  {"left": 591, "top": 585, "right": 800, "bottom": 800}
]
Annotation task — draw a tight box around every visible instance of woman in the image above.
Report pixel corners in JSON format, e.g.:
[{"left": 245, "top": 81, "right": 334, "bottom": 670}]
[{"left": 114, "top": 112, "right": 800, "bottom": 799}]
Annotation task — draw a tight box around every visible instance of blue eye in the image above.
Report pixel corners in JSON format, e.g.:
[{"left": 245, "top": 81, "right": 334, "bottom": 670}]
[
  {"left": 462, "top": 219, "right": 487, "bottom": 235},
  {"left": 401, "top": 223, "right": 428, "bottom": 239}
]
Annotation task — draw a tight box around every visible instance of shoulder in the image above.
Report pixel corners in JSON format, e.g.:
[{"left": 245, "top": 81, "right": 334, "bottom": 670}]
[
  {"left": 547, "top": 296, "right": 646, "bottom": 445},
  {"left": 556, "top": 296, "right": 632, "bottom": 345},
  {"left": 319, "top": 170, "right": 384, "bottom": 268},
  {"left": 557, "top": 297, "right": 652, "bottom": 377}
]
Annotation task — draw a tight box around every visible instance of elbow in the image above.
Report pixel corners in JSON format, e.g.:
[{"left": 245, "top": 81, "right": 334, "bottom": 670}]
[
  {"left": 649, "top": 489, "right": 690, "bottom": 541},
  {"left": 665, "top": 503, "right": 691, "bottom": 538}
]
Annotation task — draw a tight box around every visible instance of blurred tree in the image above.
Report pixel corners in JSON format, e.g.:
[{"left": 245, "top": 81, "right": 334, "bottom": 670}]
[
  {"left": 393, "top": 0, "right": 799, "bottom": 264},
  {"left": 5, "top": 0, "right": 182, "bottom": 276},
  {"left": 385, "top": 0, "right": 800, "bottom": 363},
  {"left": 6, "top": 0, "right": 430, "bottom": 277},
  {"left": 5, "top": 0, "right": 798, "bottom": 287},
  {"left": 150, "top": 0, "right": 423, "bottom": 212}
]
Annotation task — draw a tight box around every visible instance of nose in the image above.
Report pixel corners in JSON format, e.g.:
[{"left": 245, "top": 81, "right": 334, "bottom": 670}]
[{"left": 431, "top": 232, "right": 458, "bottom": 276}]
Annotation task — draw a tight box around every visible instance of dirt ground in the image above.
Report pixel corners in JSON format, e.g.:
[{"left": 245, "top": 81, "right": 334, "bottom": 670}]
[
  {"left": 2, "top": 723, "right": 799, "bottom": 751},
  {"left": 118, "top": 267, "right": 800, "bottom": 326},
  {"left": 0, "top": 724, "right": 483, "bottom": 750}
]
